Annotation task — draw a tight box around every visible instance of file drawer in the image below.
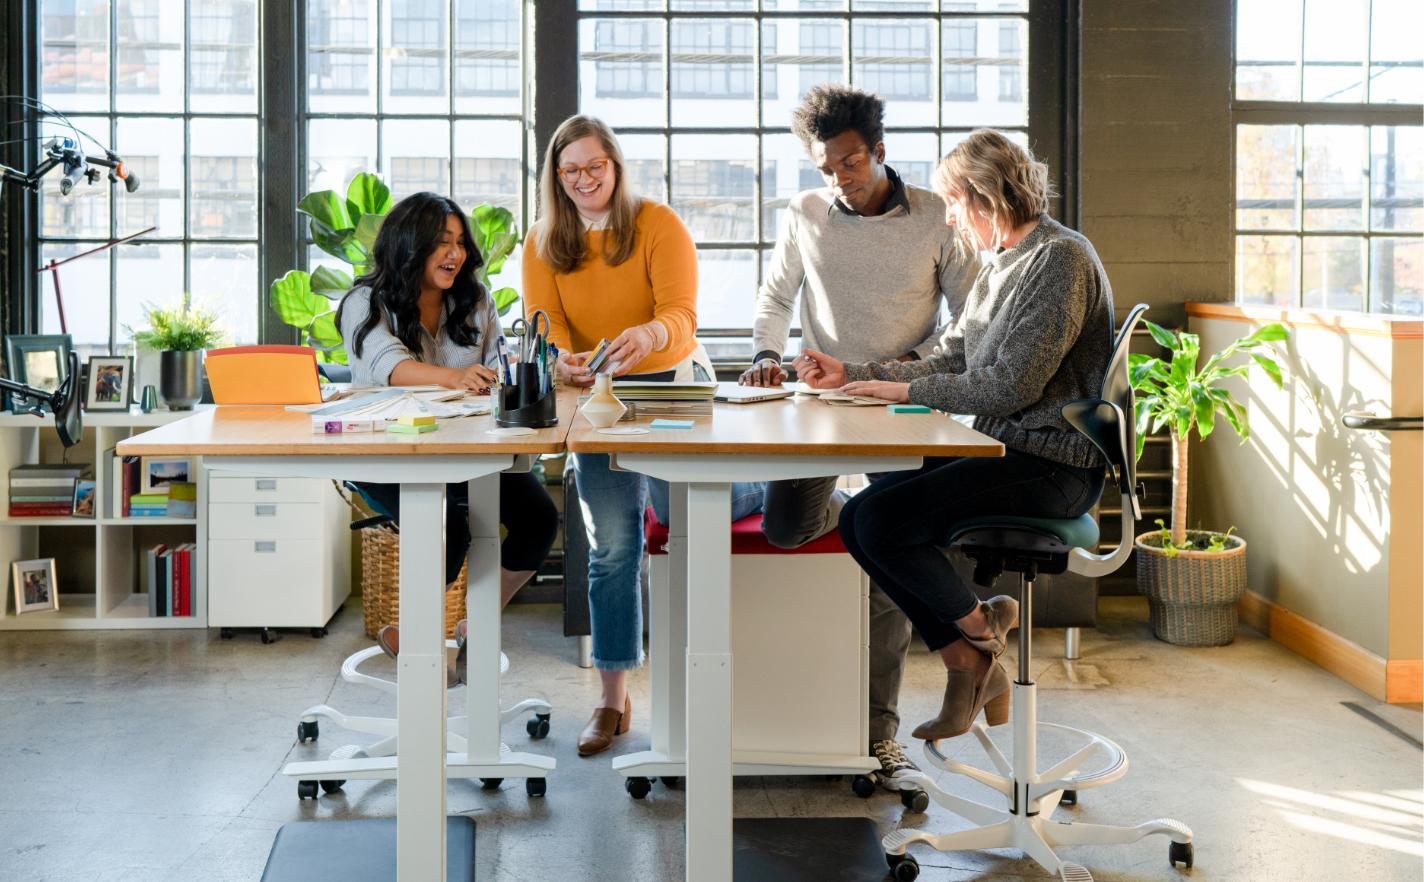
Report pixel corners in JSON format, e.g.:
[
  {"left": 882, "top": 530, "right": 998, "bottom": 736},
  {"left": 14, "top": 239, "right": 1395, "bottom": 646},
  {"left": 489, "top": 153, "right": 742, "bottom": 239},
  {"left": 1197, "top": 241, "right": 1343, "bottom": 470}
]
[
  {"left": 209, "top": 475, "right": 328, "bottom": 503},
  {"left": 207, "top": 538, "right": 327, "bottom": 626},
  {"left": 208, "top": 502, "right": 324, "bottom": 540}
]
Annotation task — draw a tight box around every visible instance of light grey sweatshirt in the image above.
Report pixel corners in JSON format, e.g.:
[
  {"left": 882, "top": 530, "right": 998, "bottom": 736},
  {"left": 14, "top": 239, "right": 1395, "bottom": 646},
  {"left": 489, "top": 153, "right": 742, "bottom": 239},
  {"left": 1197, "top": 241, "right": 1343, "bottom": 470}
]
[
  {"left": 338, "top": 285, "right": 501, "bottom": 387},
  {"left": 752, "top": 176, "right": 980, "bottom": 365},
  {"left": 845, "top": 215, "right": 1114, "bottom": 469}
]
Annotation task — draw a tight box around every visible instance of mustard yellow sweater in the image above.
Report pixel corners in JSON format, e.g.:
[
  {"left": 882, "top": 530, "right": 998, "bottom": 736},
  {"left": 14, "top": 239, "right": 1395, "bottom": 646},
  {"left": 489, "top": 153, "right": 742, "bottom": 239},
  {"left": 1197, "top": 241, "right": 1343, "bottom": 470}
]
[{"left": 521, "top": 201, "right": 698, "bottom": 375}]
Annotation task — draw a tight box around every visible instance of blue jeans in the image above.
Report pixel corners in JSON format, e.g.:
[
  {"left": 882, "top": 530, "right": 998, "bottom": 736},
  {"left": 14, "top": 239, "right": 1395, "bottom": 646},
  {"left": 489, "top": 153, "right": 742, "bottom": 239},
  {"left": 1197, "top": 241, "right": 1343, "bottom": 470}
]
[{"left": 571, "top": 451, "right": 764, "bottom": 671}]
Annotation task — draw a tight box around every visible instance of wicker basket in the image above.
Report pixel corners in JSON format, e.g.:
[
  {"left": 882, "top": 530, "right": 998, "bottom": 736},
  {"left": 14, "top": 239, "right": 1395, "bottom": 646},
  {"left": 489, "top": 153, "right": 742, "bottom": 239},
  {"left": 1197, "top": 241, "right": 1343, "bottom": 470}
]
[
  {"left": 1134, "top": 531, "right": 1248, "bottom": 646},
  {"left": 359, "top": 525, "right": 468, "bottom": 639},
  {"left": 337, "top": 482, "right": 467, "bottom": 639}
]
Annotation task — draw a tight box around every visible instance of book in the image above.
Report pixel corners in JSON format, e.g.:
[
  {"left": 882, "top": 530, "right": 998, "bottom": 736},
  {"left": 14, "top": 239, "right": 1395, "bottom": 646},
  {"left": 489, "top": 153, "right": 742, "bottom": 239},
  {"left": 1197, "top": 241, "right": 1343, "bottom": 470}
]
[
  {"left": 610, "top": 380, "right": 718, "bottom": 401},
  {"left": 154, "top": 548, "right": 170, "bottom": 617},
  {"left": 146, "top": 545, "right": 166, "bottom": 617}
]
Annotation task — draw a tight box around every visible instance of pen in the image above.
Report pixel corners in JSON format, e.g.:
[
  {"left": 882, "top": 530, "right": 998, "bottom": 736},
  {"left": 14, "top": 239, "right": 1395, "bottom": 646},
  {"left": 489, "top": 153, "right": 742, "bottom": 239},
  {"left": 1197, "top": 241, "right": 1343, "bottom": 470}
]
[{"left": 497, "top": 335, "right": 514, "bottom": 386}]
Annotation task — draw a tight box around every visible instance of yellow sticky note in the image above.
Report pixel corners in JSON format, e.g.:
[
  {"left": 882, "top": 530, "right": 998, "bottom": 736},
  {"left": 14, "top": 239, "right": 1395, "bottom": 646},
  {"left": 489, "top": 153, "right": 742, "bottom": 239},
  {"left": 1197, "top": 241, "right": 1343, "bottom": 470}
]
[{"left": 395, "top": 415, "right": 437, "bottom": 427}]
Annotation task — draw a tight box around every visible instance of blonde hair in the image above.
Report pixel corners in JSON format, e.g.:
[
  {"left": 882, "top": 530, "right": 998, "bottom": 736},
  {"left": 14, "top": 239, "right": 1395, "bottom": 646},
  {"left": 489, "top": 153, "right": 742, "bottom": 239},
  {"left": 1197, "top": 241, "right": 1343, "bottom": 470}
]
[
  {"left": 532, "top": 115, "right": 643, "bottom": 274},
  {"left": 934, "top": 129, "right": 1052, "bottom": 249}
]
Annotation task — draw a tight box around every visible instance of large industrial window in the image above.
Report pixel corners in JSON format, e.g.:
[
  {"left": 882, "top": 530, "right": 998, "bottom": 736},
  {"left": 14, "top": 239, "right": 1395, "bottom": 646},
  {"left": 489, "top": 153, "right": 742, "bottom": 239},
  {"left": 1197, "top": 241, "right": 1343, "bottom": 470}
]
[{"left": 1234, "top": 0, "right": 1422, "bottom": 314}]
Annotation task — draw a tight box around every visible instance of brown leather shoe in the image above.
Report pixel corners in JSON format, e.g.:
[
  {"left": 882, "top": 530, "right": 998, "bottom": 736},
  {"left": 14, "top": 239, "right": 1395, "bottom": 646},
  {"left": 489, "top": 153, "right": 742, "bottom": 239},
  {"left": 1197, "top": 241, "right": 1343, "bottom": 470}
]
[
  {"left": 912, "top": 660, "right": 1011, "bottom": 741},
  {"left": 376, "top": 623, "right": 467, "bottom": 689},
  {"left": 577, "top": 695, "right": 632, "bottom": 757}
]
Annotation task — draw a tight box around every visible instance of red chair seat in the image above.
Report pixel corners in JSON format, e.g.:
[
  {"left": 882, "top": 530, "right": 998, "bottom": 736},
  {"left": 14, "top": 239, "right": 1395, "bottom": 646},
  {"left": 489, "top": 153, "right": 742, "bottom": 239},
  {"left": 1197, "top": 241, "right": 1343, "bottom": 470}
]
[{"left": 644, "top": 508, "right": 848, "bottom": 555}]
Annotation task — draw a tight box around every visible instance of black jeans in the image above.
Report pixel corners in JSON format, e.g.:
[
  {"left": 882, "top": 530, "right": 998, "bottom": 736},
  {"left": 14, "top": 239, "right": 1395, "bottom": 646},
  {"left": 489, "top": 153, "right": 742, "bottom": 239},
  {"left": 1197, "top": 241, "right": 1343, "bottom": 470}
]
[
  {"left": 355, "top": 471, "right": 558, "bottom": 586},
  {"left": 838, "top": 450, "right": 1104, "bottom": 652}
]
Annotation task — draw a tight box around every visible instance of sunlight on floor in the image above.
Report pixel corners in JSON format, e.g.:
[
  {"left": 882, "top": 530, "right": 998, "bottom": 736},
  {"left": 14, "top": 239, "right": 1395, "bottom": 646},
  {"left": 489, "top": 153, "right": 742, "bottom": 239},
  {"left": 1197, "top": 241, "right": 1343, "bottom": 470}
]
[{"left": 1238, "top": 778, "right": 1424, "bottom": 857}]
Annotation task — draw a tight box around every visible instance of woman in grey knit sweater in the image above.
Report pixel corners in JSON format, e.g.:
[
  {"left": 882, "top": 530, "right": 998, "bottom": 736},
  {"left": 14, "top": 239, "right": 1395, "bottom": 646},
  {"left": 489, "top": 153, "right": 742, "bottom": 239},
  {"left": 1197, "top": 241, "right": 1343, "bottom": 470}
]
[{"left": 796, "top": 130, "right": 1113, "bottom": 741}]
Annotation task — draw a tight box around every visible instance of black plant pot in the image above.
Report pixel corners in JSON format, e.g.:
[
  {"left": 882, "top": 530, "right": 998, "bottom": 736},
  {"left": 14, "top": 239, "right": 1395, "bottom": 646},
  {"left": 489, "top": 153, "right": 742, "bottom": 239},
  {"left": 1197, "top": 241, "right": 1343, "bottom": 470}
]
[{"left": 160, "top": 350, "right": 203, "bottom": 411}]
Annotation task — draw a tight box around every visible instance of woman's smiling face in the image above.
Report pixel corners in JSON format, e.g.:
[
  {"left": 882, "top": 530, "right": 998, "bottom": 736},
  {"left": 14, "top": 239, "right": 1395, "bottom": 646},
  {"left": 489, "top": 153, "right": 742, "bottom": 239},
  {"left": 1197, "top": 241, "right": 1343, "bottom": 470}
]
[
  {"left": 557, "top": 134, "right": 617, "bottom": 217},
  {"left": 423, "top": 212, "right": 467, "bottom": 292}
]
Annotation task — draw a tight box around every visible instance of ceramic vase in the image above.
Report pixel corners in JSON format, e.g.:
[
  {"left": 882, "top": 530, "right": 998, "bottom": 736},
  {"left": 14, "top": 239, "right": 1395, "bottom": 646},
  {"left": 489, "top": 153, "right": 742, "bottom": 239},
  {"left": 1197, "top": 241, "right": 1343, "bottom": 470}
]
[{"left": 581, "top": 374, "right": 626, "bottom": 428}]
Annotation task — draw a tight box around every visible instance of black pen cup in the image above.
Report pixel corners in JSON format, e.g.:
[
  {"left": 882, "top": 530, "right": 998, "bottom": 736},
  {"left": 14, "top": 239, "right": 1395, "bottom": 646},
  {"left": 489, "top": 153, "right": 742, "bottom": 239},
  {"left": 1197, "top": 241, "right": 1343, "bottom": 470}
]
[{"left": 494, "top": 380, "right": 558, "bottom": 429}]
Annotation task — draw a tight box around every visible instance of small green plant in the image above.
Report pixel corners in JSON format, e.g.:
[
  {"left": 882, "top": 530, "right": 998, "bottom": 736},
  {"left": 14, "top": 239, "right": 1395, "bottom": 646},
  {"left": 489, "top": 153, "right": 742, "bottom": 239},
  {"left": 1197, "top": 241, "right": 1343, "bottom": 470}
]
[
  {"left": 127, "top": 293, "right": 229, "bottom": 352},
  {"left": 1146, "top": 519, "right": 1237, "bottom": 557},
  {"left": 269, "top": 172, "right": 523, "bottom": 365},
  {"left": 1130, "top": 320, "right": 1289, "bottom": 549}
]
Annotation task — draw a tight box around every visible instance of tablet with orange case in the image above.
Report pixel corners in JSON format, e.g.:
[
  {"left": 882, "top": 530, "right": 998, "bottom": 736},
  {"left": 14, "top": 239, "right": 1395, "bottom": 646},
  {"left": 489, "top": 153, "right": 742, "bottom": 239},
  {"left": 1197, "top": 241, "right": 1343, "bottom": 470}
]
[{"left": 205, "top": 345, "right": 323, "bottom": 405}]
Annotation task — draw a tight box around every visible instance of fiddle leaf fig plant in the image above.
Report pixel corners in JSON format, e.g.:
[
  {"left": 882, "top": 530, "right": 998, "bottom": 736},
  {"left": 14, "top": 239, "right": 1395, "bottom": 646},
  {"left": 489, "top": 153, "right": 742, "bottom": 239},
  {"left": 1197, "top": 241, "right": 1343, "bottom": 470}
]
[
  {"left": 1129, "top": 320, "right": 1290, "bottom": 548},
  {"left": 268, "top": 172, "right": 524, "bottom": 365}
]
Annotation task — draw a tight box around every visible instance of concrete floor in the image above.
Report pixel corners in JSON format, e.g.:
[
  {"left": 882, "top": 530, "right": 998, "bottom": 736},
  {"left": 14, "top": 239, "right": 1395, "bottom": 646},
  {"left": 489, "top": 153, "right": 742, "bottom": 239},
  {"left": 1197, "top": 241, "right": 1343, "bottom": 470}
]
[{"left": 1, "top": 596, "right": 1420, "bottom": 882}]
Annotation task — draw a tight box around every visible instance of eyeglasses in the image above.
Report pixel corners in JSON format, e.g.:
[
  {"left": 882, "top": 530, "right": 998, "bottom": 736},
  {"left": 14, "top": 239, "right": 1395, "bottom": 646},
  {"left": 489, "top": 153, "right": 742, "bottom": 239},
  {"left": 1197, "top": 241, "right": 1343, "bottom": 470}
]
[{"left": 558, "top": 158, "right": 612, "bottom": 184}]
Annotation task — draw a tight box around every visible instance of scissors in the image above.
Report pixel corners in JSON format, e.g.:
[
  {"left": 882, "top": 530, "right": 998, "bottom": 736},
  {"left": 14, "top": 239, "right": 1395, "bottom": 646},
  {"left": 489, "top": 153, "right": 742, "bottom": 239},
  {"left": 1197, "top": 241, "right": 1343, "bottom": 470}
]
[{"left": 510, "top": 310, "right": 551, "bottom": 362}]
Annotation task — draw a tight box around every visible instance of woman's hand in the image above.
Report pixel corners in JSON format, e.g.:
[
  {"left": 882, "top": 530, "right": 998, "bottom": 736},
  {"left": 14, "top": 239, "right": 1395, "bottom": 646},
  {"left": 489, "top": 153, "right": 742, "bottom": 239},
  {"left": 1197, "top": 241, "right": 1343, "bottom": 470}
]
[
  {"left": 604, "top": 324, "right": 657, "bottom": 377},
  {"left": 449, "top": 364, "right": 499, "bottom": 394},
  {"left": 791, "top": 349, "right": 846, "bottom": 389},
  {"left": 840, "top": 380, "right": 911, "bottom": 403},
  {"left": 557, "top": 351, "right": 594, "bottom": 388}
]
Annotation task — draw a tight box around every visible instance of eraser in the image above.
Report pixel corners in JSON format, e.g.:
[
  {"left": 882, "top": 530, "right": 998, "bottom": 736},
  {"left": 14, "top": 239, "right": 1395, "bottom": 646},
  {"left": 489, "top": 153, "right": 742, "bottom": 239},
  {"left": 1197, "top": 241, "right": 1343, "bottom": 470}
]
[
  {"left": 888, "top": 404, "right": 932, "bottom": 414},
  {"left": 312, "top": 418, "right": 343, "bottom": 434},
  {"left": 649, "top": 419, "right": 694, "bottom": 430},
  {"left": 342, "top": 419, "right": 376, "bottom": 433},
  {"left": 386, "top": 422, "right": 438, "bottom": 434},
  {"left": 395, "top": 414, "right": 437, "bottom": 427}
]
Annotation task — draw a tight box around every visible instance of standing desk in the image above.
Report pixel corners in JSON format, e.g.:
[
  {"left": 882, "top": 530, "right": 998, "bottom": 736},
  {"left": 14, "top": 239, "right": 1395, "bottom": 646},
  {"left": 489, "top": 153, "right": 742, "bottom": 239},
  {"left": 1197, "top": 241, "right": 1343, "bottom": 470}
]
[
  {"left": 119, "top": 397, "right": 575, "bottom": 882},
  {"left": 567, "top": 395, "right": 1003, "bottom": 882}
]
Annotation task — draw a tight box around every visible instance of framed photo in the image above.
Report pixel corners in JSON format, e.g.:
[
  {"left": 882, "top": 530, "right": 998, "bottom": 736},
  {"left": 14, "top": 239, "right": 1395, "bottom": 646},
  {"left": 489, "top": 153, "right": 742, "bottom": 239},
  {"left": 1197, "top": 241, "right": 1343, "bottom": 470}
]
[
  {"left": 84, "top": 355, "right": 133, "bottom": 411},
  {"left": 140, "top": 456, "right": 193, "bottom": 495},
  {"left": 13, "top": 558, "right": 59, "bottom": 614},
  {"left": 72, "top": 479, "right": 97, "bottom": 518},
  {"left": 3, "top": 334, "right": 73, "bottom": 413}
]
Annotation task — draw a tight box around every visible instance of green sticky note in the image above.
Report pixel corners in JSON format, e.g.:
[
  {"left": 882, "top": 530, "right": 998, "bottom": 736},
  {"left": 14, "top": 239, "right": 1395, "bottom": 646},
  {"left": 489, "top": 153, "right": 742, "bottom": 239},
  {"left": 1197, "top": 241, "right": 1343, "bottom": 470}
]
[
  {"left": 888, "top": 404, "right": 931, "bottom": 414},
  {"left": 386, "top": 422, "right": 438, "bottom": 434},
  {"left": 649, "top": 419, "right": 694, "bottom": 430}
]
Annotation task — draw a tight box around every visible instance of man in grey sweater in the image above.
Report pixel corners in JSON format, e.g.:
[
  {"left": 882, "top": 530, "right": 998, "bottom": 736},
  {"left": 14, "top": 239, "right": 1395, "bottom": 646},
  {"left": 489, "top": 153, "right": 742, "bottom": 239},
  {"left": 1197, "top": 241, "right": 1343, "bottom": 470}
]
[{"left": 738, "top": 84, "right": 980, "bottom": 793}]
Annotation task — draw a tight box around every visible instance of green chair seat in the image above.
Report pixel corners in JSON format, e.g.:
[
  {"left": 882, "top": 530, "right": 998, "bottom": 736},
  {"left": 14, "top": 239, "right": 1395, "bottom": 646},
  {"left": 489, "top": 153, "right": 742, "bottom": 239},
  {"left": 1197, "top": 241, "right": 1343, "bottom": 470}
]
[{"left": 947, "top": 513, "right": 1100, "bottom": 552}]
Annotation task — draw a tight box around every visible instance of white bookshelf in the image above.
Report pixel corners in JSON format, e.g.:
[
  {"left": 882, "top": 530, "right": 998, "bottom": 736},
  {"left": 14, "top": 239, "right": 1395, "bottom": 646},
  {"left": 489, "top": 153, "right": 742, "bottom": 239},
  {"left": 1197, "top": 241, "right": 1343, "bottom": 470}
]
[{"left": 0, "top": 408, "right": 207, "bottom": 630}]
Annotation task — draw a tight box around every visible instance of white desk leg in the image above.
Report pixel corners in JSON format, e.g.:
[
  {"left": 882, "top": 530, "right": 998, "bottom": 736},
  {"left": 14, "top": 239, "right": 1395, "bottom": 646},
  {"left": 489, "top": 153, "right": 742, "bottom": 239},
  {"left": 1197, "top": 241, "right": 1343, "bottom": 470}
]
[
  {"left": 397, "top": 482, "right": 447, "bottom": 882},
  {"left": 464, "top": 472, "right": 502, "bottom": 762},
  {"left": 651, "top": 481, "right": 688, "bottom": 760},
  {"left": 685, "top": 482, "right": 732, "bottom": 882}
]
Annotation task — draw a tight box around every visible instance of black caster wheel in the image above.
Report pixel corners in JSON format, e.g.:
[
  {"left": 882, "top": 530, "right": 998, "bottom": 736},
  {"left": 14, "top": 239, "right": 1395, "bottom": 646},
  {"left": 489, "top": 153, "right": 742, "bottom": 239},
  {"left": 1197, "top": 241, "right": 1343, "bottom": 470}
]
[
  {"left": 297, "top": 720, "right": 319, "bottom": 743},
  {"left": 626, "top": 776, "right": 652, "bottom": 799},
  {"left": 659, "top": 776, "right": 683, "bottom": 790},
  {"left": 219, "top": 627, "right": 235, "bottom": 639},
  {"left": 526, "top": 777, "right": 546, "bottom": 798},
  {"left": 310, "top": 627, "right": 327, "bottom": 639},
  {"left": 260, "top": 628, "right": 276, "bottom": 645},
  {"left": 297, "top": 780, "right": 318, "bottom": 800},
  {"left": 479, "top": 778, "right": 503, "bottom": 790},
  {"left": 526, "top": 713, "right": 550, "bottom": 739},
  {"left": 1169, "top": 840, "right": 1194, "bottom": 869},
  {"left": 886, "top": 853, "right": 919, "bottom": 881},
  {"left": 900, "top": 788, "right": 929, "bottom": 813},
  {"left": 850, "top": 774, "right": 876, "bottom": 799},
  {"left": 1060, "top": 789, "right": 1078, "bottom": 806},
  {"left": 319, "top": 780, "right": 345, "bottom": 794}
]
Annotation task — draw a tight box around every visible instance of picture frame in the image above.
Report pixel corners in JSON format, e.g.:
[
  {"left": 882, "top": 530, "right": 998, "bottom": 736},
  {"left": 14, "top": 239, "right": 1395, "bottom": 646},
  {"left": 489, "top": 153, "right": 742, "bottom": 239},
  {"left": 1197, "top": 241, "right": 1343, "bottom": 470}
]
[
  {"left": 140, "top": 456, "right": 193, "bottom": 495},
  {"left": 13, "top": 558, "right": 59, "bottom": 614},
  {"left": 84, "top": 355, "right": 133, "bottom": 412},
  {"left": 3, "top": 334, "right": 73, "bottom": 414},
  {"left": 72, "top": 479, "right": 97, "bottom": 518}
]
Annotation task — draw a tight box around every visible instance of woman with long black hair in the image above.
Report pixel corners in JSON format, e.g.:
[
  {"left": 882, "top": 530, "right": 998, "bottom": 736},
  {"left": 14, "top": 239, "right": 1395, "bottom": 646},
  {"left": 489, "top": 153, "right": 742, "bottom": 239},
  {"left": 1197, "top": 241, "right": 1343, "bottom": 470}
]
[{"left": 336, "top": 191, "right": 558, "bottom": 671}]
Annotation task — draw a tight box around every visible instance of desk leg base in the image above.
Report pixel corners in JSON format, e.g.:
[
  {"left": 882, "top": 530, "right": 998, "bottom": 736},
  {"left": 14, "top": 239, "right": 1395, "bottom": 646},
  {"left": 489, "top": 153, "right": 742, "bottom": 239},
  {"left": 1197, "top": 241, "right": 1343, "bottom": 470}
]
[
  {"left": 613, "top": 750, "right": 876, "bottom": 779},
  {"left": 734, "top": 818, "right": 889, "bottom": 882},
  {"left": 260, "top": 817, "right": 475, "bottom": 882}
]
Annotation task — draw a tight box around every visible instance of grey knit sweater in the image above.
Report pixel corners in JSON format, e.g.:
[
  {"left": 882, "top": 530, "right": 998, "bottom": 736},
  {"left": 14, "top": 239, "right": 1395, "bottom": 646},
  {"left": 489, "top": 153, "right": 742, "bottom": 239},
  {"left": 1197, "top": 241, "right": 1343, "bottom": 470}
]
[{"left": 844, "top": 215, "right": 1113, "bottom": 469}]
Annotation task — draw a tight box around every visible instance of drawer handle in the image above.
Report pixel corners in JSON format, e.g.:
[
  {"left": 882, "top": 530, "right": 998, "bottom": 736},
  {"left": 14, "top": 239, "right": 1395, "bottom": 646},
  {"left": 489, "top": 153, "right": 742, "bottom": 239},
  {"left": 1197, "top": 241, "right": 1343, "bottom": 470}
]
[
  {"left": 254, "top": 504, "right": 277, "bottom": 517},
  {"left": 255, "top": 479, "right": 278, "bottom": 491},
  {"left": 255, "top": 541, "right": 277, "bottom": 553}
]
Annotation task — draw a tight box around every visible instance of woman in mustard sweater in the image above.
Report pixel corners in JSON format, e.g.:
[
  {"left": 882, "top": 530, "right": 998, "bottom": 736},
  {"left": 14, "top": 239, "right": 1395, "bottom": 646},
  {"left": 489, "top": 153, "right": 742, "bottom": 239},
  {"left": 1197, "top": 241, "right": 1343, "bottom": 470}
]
[{"left": 523, "top": 115, "right": 760, "bottom": 756}]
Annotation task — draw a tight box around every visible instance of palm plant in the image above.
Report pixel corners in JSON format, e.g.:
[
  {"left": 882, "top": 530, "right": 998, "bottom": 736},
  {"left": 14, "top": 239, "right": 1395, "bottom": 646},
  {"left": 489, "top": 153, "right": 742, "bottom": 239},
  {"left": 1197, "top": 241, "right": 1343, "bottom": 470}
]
[{"left": 1129, "top": 320, "right": 1290, "bottom": 548}]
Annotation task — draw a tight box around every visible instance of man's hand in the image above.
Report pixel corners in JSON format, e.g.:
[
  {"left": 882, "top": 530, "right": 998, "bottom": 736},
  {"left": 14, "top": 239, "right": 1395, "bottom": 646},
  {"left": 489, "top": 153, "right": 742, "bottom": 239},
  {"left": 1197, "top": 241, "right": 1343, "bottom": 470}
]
[
  {"left": 791, "top": 349, "right": 846, "bottom": 389},
  {"left": 840, "top": 380, "right": 911, "bottom": 403},
  {"left": 739, "top": 357, "right": 786, "bottom": 387},
  {"left": 604, "top": 324, "right": 657, "bottom": 377},
  {"left": 557, "top": 352, "right": 594, "bottom": 388}
]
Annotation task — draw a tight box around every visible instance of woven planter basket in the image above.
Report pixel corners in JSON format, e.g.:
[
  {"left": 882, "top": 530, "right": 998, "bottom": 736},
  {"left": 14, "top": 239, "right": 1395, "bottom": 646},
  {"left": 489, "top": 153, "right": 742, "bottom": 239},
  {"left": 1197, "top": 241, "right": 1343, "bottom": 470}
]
[
  {"left": 359, "top": 525, "right": 468, "bottom": 639},
  {"left": 1135, "top": 531, "right": 1248, "bottom": 646}
]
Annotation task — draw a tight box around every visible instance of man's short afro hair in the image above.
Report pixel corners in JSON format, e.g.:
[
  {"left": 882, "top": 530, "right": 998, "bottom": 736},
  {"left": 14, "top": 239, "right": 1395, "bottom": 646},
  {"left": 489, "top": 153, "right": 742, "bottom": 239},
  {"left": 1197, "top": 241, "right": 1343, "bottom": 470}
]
[{"left": 790, "top": 84, "right": 886, "bottom": 151}]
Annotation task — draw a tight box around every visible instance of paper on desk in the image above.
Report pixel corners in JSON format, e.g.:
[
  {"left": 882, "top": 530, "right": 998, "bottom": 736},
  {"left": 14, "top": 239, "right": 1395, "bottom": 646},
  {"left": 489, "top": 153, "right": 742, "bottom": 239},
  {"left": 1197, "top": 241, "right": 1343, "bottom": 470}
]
[{"left": 288, "top": 388, "right": 490, "bottom": 419}]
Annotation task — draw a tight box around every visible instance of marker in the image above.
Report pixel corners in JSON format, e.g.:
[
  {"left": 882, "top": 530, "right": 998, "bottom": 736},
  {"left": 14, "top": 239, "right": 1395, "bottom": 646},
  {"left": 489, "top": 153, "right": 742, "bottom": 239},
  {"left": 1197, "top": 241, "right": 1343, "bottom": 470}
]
[{"left": 496, "top": 335, "right": 514, "bottom": 386}]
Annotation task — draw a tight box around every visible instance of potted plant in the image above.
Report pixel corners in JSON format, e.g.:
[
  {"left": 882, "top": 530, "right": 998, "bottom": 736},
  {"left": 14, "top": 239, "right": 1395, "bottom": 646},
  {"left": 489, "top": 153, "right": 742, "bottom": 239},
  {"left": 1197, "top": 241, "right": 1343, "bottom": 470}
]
[
  {"left": 128, "top": 294, "right": 228, "bottom": 411},
  {"left": 1128, "top": 319, "right": 1289, "bottom": 646},
  {"left": 269, "top": 172, "right": 522, "bottom": 365}
]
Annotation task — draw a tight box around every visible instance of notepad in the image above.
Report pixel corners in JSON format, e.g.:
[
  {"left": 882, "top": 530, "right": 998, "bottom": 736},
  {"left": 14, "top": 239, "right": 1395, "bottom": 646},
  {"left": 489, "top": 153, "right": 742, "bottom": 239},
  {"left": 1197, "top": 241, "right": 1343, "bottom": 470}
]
[
  {"left": 386, "top": 422, "right": 438, "bottom": 434},
  {"left": 649, "top": 419, "right": 694, "bottom": 430}
]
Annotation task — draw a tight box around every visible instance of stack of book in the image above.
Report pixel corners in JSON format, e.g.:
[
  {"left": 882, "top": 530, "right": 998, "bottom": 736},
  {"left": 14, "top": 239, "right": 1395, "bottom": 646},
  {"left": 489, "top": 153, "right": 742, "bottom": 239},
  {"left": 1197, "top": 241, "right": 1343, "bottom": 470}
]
[
  {"left": 9, "top": 464, "right": 89, "bottom": 518},
  {"left": 129, "top": 494, "right": 168, "bottom": 518},
  {"left": 145, "top": 543, "right": 196, "bottom": 617},
  {"left": 600, "top": 380, "right": 716, "bottom": 417}
]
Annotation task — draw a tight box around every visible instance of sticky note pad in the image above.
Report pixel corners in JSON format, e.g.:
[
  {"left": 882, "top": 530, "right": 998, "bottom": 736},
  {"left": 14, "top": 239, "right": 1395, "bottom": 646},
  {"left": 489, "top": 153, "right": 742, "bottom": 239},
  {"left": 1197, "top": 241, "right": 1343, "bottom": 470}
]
[
  {"left": 888, "top": 404, "right": 931, "bottom": 414},
  {"left": 649, "top": 419, "right": 694, "bottom": 430},
  {"left": 396, "top": 414, "right": 437, "bottom": 427},
  {"left": 386, "top": 422, "right": 438, "bottom": 434}
]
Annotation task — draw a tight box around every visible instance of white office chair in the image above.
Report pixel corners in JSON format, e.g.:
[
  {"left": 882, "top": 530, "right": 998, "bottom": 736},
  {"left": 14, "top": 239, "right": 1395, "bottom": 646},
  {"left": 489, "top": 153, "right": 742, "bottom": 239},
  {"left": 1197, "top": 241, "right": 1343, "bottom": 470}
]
[
  {"left": 293, "top": 643, "right": 552, "bottom": 799},
  {"left": 884, "top": 305, "right": 1194, "bottom": 882}
]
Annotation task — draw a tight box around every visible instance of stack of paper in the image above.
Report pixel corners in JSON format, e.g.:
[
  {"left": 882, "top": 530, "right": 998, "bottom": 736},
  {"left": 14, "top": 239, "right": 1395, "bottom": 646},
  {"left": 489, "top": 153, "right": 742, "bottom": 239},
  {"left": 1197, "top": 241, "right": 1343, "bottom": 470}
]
[
  {"left": 288, "top": 387, "right": 492, "bottom": 421},
  {"left": 610, "top": 380, "right": 717, "bottom": 401}
]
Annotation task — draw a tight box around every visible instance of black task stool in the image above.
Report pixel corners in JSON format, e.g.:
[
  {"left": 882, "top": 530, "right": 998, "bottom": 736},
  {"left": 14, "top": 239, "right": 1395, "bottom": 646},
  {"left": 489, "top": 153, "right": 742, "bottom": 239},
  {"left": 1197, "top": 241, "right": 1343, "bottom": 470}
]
[{"left": 883, "top": 305, "right": 1195, "bottom": 882}]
